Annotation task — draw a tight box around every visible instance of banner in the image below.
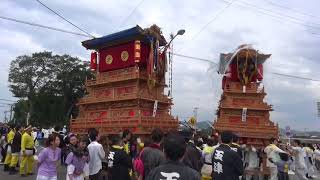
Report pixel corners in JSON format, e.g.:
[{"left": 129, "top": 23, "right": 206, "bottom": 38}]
[
  {"left": 242, "top": 108, "right": 247, "bottom": 122},
  {"left": 152, "top": 100, "right": 158, "bottom": 117}
]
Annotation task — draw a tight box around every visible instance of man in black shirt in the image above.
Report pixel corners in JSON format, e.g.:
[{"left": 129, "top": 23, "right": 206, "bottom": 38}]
[
  {"left": 181, "top": 130, "right": 203, "bottom": 172},
  {"left": 212, "top": 131, "right": 244, "bottom": 180},
  {"left": 107, "top": 135, "right": 132, "bottom": 180},
  {"left": 146, "top": 133, "right": 201, "bottom": 180}
]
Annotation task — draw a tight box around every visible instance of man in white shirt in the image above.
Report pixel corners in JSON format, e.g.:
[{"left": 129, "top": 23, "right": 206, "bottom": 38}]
[
  {"left": 264, "top": 138, "right": 285, "bottom": 180},
  {"left": 88, "top": 128, "right": 105, "bottom": 180},
  {"left": 291, "top": 140, "right": 308, "bottom": 180}
]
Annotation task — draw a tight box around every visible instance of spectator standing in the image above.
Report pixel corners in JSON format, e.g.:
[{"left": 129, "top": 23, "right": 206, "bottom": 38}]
[
  {"left": 140, "top": 128, "right": 165, "bottom": 179},
  {"left": 65, "top": 136, "right": 89, "bottom": 180},
  {"left": 182, "top": 130, "right": 203, "bottom": 172},
  {"left": 88, "top": 128, "right": 105, "bottom": 180},
  {"left": 146, "top": 133, "right": 201, "bottom": 180},
  {"left": 36, "top": 134, "right": 61, "bottom": 180}
]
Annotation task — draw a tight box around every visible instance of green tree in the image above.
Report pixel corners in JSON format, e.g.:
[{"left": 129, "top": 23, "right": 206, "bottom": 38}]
[{"left": 8, "top": 51, "right": 93, "bottom": 126}]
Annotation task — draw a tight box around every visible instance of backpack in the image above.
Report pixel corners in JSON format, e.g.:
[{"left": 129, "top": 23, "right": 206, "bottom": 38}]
[{"left": 133, "top": 150, "right": 144, "bottom": 176}]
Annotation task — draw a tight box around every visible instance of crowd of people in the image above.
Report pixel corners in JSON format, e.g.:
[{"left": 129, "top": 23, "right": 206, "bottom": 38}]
[{"left": 0, "top": 123, "right": 320, "bottom": 180}]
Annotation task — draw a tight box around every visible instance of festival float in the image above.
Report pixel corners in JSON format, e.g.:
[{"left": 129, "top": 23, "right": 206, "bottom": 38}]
[
  {"left": 70, "top": 25, "right": 178, "bottom": 135},
  {"left": 213, "top": 45, "right": 279, "bottom": 147}
]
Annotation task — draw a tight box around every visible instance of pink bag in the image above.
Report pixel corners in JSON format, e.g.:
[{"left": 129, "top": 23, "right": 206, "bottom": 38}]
[{"left": 133, "top": 150, "right": 144, "bottom": 176}]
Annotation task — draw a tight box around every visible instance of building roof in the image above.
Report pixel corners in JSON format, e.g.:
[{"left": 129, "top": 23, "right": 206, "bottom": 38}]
[{"left": 82, "top": 25, "right": 167, "bottom": 50}]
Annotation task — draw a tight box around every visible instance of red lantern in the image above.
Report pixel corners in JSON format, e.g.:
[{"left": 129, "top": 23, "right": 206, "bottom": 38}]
[{"left": 90, "top": 52, "right": 97, "bottom": 70}]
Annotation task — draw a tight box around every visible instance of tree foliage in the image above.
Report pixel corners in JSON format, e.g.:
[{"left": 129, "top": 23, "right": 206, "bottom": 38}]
[{"left": 8, "top": 51, "right": 93, "bottom": 127}]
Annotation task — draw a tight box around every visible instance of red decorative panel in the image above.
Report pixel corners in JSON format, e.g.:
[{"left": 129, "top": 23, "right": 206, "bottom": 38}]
[
  {"left": 116, "top": 86, "right": 135, "bottom": 95},
  {"left": 247, "top": 117, "right": 260, "bottom": 125},
  {"left": 99, "top": 41, "right": 149, "bottom": 72},
  {"left": 232, "top": 98, "right": 255, "bottom": 106},
  {"left": 129, "top": 110, "right": 135, "bottom": 116},
  {"left": 142, "top": 110, "right": 152, "bottom": 116},
  {"left": 229, "top": 116, "right": 241, "bottom": 123}
]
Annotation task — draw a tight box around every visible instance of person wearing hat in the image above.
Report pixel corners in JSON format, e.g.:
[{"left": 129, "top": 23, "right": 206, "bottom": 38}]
[
  {"left": 3, "top": 124, "right": 15, "bottom": 171},
  {"left": 20, "top": 125, "right": 35, "bottom": 176}
]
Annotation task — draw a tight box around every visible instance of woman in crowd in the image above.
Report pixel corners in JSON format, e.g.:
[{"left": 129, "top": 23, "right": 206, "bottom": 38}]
[
  {"left": 36, "top": 134, "right": 61, "bottom": 180},
  {"left": 65, "top": 136, "right": 90, "bottom": 180},
  {"left": 63, "top": 134, "right": 78, "bottom": 165}
]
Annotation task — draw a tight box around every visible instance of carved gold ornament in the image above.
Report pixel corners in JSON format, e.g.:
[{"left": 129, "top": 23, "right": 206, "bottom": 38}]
[
  {"left": 105, "top": 55, "right": 113, "bottom": 64},
  {"left": 121, "top": 51, "right": 129, "bottom": 61}
]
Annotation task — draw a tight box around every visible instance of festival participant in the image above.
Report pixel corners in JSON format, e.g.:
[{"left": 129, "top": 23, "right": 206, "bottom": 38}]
[
  {"left": 3, "top": 124, "right": 15, "bottom": 171},
  {"left": 230, "top": 133, "right": 243, "bottom": 159},
  {"left": 182, "top": 130, "right": 203, "bottom": 172},
  {"left": 269, "top": 152, "right": 292, "bottom": 180},
  {"left": 200, "top": 138, "right": 217, "bottom": 180},
  {"left": 0, "top": 130, "right": 6, "bottom": 164},
  {"left": 264, "top": 138, "right": 285, "bottom": 180},
  {"left": 8, "top": 124, "right": 23, "bottom": 175},
  {"left": 244, "top": 145, "right": 259, "bottom": 180},
  {"left": 65, "top": 136, "right": 89, "bottom": 180},
  {"left": 36, "top": 134, "right": 61, "bottom": 180},
  {"left": 140, "top": 128, "right": 165, "bottom": 179},
  {"left": 211, "top": 131, "right": 244, "bottom": 180},
  {"left": 314, "top": 144, "right": 320, "bottom": 172},
  {"left": 304, "top": 144, "right": 315, "bottom": 179},
  {"left": 20, "top": 125, "right": 35, "bottom": 176},
  {"left": 122, "top": 129, "right": 132, "bottom": 155},
  {"left": 88, "top": 128, "right": 105, "bottom": 180},
  {"left": 146, "top": 133, "right": 201, "bottom": 180},
  {"left": 107, "top": 135, "right": 132, "bottom": 180},
  {"left": 290, "top": 140, "right": 308, "bottom": 180}
]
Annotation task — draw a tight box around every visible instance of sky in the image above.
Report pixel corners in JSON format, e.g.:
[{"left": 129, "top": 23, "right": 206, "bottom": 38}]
[{"left": 0, "top": 0, "right": 320, "bottom": 130}]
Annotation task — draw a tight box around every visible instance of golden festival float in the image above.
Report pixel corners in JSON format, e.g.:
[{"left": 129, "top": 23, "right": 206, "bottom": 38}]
[
  {"left": 70, "top": 25, "right": 179, "bottom": 135},
  {"left": 214, "top": 44, "right": 279, "bottom": 146}
]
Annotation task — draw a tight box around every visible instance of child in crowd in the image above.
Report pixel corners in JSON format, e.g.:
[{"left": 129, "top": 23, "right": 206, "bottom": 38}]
[{"left": 65, "top": 137, "right": 90, "bottom": 180}]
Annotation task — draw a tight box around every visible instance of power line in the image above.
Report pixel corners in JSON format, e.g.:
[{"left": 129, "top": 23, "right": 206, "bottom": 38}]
[
  {"left": 117, "top": 0, "right": 146, "bottom": 30},
  {"left": 191, "top": 0, "right": 237, "bottom": 41},
  {"left": 35, "top": 0, "right": 95, "bottom": 38},
  {"left": 264, "top": 0, "right": 320, "bottom": 20},
  {"left": 171, "top": 52, "right": 320, "bottom": 82},
  {"left": 219, "top": 0, "right": 320, "bottom": 31},
  {"left": 171, "top": 52, "right": 218, "bottom": 65},
  {"left": 272, "top": 72, "right": 320, "bottom": 82},
  {"left": 0, "top": 15, "right": 91, "bottom": 37}
]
